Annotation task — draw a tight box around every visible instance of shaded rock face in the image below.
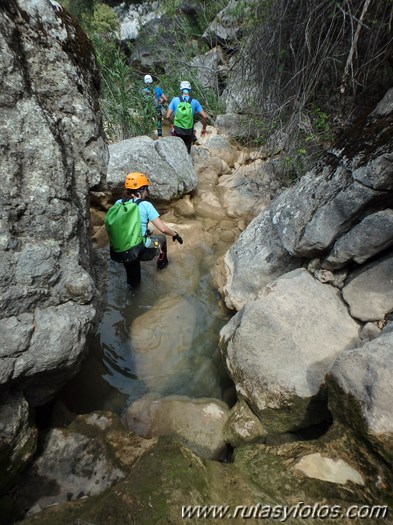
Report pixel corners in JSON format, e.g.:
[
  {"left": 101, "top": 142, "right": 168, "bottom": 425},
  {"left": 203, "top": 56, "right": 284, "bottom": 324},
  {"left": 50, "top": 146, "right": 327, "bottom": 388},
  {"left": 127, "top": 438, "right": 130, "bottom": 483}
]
[
  {"left": 16, "top": 425, "right": 124, "bottom": 513},
  {"left": 328, "top": 325, "right": 393, "bottom": 463},
  {"left": 14, "top": 411, "right": 155, "bottom": 516},
  {"left": 0, "top": 0, "right": 108, "bottom": 405},
  {"left": 0, "top": 392, "right": 37, "bottom": 493}
]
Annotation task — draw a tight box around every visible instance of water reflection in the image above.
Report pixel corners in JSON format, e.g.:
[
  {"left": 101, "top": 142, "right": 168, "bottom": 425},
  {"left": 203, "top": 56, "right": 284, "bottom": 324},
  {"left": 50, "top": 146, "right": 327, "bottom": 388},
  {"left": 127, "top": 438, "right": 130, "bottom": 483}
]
[{"left": 60, "top": 246, "right": 232, "bottom": 414}]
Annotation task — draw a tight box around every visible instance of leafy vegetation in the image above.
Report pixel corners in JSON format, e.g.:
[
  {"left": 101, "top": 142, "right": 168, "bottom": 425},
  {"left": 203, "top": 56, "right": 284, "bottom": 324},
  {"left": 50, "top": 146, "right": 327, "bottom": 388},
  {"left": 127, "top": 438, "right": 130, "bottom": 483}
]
[
  {"left": 238, "top": 0, "right": 393, "bottom": 178},
  {"left": 59, "top": 0, "right": 224, "bottom": 142},
  {"left": 58, "top": 0, "right": 393, "bottom": 180}
]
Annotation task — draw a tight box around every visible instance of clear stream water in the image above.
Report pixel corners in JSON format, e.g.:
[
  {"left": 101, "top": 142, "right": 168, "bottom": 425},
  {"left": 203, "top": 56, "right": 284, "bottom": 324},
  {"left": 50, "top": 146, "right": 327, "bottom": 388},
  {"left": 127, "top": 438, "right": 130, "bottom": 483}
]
[{"left": 60, "top": 245, "right": 234, "bottom": 416}]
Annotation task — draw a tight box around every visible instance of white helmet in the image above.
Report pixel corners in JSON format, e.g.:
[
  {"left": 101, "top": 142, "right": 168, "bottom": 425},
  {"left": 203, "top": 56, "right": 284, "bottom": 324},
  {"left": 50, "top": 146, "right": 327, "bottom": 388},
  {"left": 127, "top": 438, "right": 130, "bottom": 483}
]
[
  {"left": 180, "top": 80, "right": 191, "bottom": 91},
  {"left": 144, "top": 74, "right": 153, "bottom": 84}
]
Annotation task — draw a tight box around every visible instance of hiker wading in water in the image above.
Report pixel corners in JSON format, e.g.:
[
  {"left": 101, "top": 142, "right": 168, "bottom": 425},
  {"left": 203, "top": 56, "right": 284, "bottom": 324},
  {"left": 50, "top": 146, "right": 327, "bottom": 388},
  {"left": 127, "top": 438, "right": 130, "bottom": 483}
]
[{"left": 109, "top": 172, "right": 183, "bottom": 289}]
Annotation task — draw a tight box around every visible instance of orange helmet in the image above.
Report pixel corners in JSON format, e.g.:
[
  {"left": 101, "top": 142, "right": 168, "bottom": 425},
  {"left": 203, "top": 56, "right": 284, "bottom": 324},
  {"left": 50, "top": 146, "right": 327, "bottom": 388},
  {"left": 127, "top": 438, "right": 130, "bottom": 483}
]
[{"left": 124, "top": 172, "right": 150, "bottom": 190}]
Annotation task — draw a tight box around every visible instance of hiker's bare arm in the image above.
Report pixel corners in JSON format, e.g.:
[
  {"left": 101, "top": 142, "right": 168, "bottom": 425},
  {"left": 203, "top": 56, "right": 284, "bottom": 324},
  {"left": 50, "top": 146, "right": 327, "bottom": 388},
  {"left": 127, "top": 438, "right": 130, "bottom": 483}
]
[
  {"left": 199, "top": 109, "right": 208, "bottom": 134},
  {"left": 166, "top": 108, "right": 173, "bottom": 119},
  {"left": 152, "top": 217, "right": 177, "bottom": 237},
  {"left": 161, "top": 93, "right": 168, "bottom": 104}
]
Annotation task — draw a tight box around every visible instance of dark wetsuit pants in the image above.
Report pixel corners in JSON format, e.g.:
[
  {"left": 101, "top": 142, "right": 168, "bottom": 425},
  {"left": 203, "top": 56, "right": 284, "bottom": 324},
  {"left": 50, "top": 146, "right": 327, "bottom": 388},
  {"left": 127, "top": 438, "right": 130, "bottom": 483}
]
[{"left": 124, "top": 233, "right": 167, "bottom": 287}]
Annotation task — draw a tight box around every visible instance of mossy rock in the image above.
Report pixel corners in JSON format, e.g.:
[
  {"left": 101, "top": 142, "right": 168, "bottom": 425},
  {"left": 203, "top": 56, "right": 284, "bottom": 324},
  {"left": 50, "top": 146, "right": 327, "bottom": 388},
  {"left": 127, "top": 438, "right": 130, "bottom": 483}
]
[{"left": 16, "top": 424, "right": 393, "bottom": 525}]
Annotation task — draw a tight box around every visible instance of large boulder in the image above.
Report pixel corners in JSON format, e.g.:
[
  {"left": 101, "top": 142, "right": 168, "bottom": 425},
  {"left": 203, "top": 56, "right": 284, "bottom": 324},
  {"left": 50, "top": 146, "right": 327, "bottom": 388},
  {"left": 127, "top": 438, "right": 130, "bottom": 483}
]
[
  {"left": 220, "top": 269, "right": 360, "bottom": 432},
  {"left": 271, "top": 91, "right": 393, "bottom": 259},
  {"left": 14, "top": 411, "right": 153, "bottom": 516},
  {"left": 107, "top": 136, "right": 197, "bottom": 200},
  {"left": 271, "top": 165, "right": 387, "bottom": 258},
  {"left": 124, "top": 393, "right": 229, "bottom": 460},
  {"left": 219, "top": 211, "right": 301, "bottom": 310},
  {"left": 200, "top": 135, "right": 239, "bottom": 167},
  {"left": 0, "top": 0, "right": 107, "bottom": 404},
  {"left": 216, "top": 160, "right": 273, "bottom": 219},
  {"left": 328, "top": 325, "right": 393, "bottom": 462},
  {"left": 324, "top": 209, "right": 393, "bottom": 269},
  {"left": 189, "top": 48, "right": 224, "bottom": 90}
]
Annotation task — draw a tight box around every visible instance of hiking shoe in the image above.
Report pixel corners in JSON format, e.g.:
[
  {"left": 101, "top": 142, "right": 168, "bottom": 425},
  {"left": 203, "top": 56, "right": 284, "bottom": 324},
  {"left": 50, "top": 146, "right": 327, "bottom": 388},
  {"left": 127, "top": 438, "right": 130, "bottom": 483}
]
[{"left": 157, "top": 258, "right": 169, "bottom": 270}]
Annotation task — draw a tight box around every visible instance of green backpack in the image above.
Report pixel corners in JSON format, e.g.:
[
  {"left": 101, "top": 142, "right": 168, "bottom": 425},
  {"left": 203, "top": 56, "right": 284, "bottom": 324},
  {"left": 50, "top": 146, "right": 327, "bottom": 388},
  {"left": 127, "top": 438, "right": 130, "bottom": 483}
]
[
  {"left": 104, "top": 199, "right": 144, "bottom": 263},
  {"left": 174, "top": 96, "right": 194, "bottom": 136}
]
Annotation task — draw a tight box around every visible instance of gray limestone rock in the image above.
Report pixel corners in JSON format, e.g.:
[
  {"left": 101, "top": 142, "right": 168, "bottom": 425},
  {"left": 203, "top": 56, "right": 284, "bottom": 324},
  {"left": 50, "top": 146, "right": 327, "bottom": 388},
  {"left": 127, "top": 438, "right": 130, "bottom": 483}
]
[
  {"left": 107, "top": 136, "right": 197, "bottom": 200},
  {"left": 220, "top": 210, "right": 301, "bottom": 310},
  {"left": 15, "top": 422, "right": 125, "bottom": 513},
  {"left": 324, "top": 209, "right": 393, "bottom": 269},
  {"left": 0, "top": 0, "right": 107, "bottom": 403},
  {"left": 271, "top": 166, "right": 386, "bottom": 257},
  {"left": 342, "top": 253, "right": 393, "bottom": 321},
  {"left": 220, "top": 269, "right": 360, "bottom": 432},
  {"left": 328, "top": 328, "right": 393, "bottom": 462},
  {"left": 0, "top": 391, "right": 38, "bottom": 493},
  {"left": 124, "top": 393, "right": 229, "bottom": 460}
]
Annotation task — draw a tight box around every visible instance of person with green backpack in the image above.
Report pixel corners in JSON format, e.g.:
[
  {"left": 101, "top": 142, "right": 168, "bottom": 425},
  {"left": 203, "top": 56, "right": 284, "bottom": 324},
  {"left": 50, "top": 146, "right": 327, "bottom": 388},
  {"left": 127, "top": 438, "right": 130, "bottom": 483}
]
[
  {"left": 166, "top": 80, "right": 208, "bottom": 153},
  {"left": 104, "top": 172, "right": 183, "bottom": 289}
]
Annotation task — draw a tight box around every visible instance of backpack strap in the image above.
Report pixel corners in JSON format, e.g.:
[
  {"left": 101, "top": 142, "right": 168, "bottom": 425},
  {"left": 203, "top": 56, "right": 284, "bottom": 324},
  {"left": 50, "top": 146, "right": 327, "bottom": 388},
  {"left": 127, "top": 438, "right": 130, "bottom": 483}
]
[
  {"left": 180, "top": 96, "right": 193, "bottom": 105},
  {"left": 121, "top": 197, "right": 142, "bottom": 205}
]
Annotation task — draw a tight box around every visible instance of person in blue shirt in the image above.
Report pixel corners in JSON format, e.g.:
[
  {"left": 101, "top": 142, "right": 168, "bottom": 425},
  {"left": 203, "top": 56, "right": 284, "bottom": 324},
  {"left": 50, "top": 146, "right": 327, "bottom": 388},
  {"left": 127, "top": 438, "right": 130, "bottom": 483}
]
[
  {"left": 117, "top": 172, "right": 183, "bottom": 288},
  {"left": 142, "top": 74, "right": 168, "bottom": 138},
  {"left": 166, "top": 80, "right": 207, "bottom": 153}
]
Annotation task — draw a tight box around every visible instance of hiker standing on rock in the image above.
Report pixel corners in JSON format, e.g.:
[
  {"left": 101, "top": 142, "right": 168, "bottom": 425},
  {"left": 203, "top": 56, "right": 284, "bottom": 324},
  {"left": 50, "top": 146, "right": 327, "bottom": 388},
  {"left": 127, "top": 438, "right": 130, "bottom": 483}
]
[
  {"left": 105, "top": 172, "right": 183, "bottom": 290},
  {"left": 142, "top": 74, "right": 168, "bottom": 138},
  {"left": 166, "top": 80, "right": 207, "bottom": 153}
]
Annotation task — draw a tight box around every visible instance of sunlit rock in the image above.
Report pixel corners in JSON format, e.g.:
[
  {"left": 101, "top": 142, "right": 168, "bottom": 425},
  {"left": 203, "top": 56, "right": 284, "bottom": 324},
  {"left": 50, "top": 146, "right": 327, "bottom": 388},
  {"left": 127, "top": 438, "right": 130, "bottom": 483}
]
[
  {"left": 220, "top": 269, "right": 360, "bottom": 432},
  {"left": 107, "top": 136, "right": 197, "bottom": 200},
  {"left": 293, "top": 453, "right": 364, "bottom": 485},
  {"left": 124, "top": 393, "right": 229, "bottom": 459},
  {"left": 219, "top": 210, "right": 300, "bottom": 310}
]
